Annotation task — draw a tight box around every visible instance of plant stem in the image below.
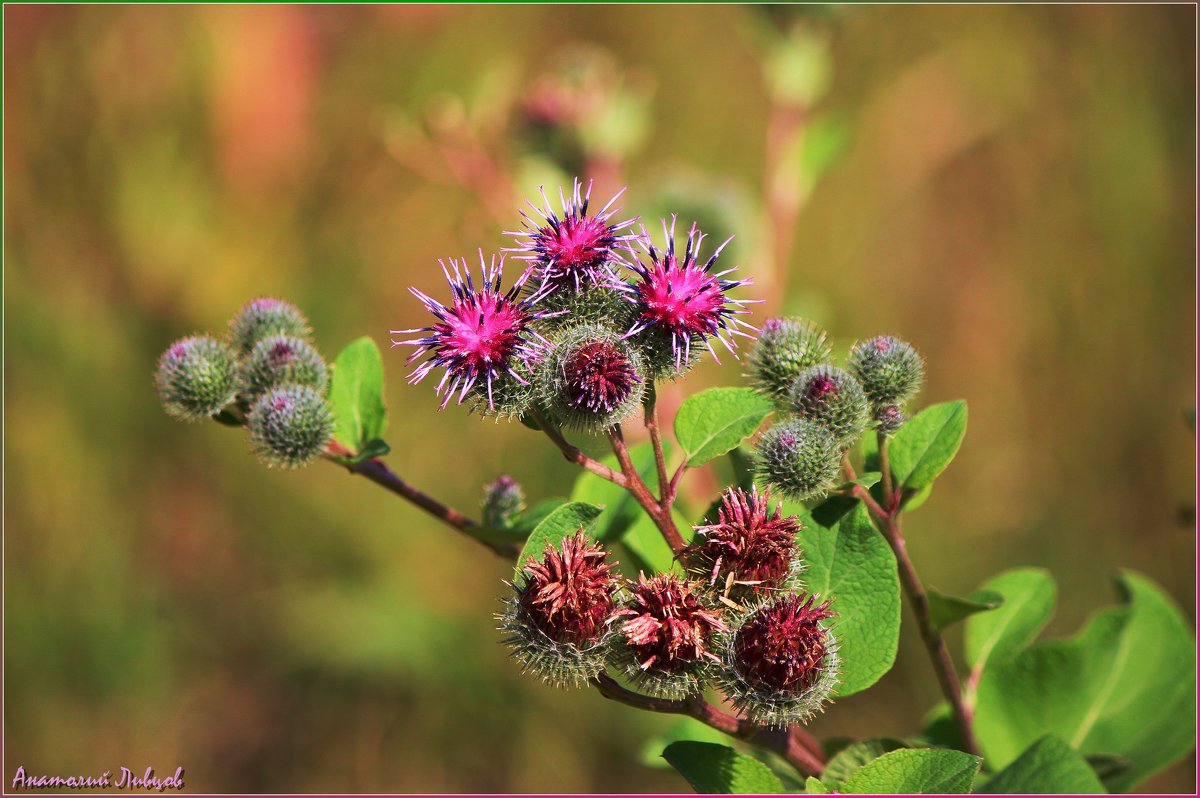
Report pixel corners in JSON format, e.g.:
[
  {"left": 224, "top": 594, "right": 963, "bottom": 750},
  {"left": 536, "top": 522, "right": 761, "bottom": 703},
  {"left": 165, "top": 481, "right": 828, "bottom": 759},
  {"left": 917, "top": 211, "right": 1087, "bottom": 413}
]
[
  {"left": 878, "top": 432, "right": 896, "bottom": 511},
  {"left": 876, "top": 511, "right": 979, "bottom": 757},
  {"left": 644, "top": 385, "right": 671, "bottom": 502},
  {"left": 324, "top": 447, "right": 517, "bottom": 559},
  {"left": 608, "top": 426, "right": 687, "bottom": 554},
  {"left": 531, "top": 408, "right": 628, "bottom": 488},
  {"left": 592, "top": 674, "right": 825, "bottom": 778}
]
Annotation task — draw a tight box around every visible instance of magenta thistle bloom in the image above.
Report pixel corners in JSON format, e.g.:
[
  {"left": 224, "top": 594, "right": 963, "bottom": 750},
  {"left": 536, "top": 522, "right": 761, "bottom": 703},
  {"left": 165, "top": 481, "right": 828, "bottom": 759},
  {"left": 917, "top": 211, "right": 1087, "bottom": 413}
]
[
  {"left": 518, "top": 530, "right": 621, "bottom": 647},
  {"left": 504, "top": 178, "right": 640, "bottom": 294},
  {"left": 733, "top": 593, "right": 835, "bottom": 695},
  {"left": 622, "top": 217, "right": 758, "bottom": 369},
  {"left": 616, "top": 574, "right": 727, "bottom": 673},
  {"left": 391, "top": 252, "right": 556, "bottom": 410},
  {"left": 687, "top": 487, "right": 801, "bottom": 595}
]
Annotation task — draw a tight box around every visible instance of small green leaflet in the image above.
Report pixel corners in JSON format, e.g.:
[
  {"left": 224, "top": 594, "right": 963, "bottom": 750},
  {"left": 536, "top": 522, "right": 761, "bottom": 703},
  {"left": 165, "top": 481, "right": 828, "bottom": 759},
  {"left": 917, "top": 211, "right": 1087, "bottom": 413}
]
[
  {"left": 964, "top": 568, "right": 1056, "bottom": 672},
  {"left": 820, "top": 738, "right": 910, "bottom": 788},
  {"left": 976, "top": 735, "right": 1105, "bottom": 794},
  {"left": 514, "top": 502, "right": 603, "bottom": 573},
  {"left": 662, "top": 742, "right": 784, "bottom": 794},
  {"left": 838, "top": 748, "right": 981, "bottom": 794},
  {"left": 887, "top": 400, "right": 967, "bottom": 490},
  {"left": 927, "top": 588, "right": 1004, "bottom": 633},
  {"left": 329, "top": 337, "right": 388, "bottom": 456},
  {"left": 674, "top": 387, "right": 774, "bottom": 466}
]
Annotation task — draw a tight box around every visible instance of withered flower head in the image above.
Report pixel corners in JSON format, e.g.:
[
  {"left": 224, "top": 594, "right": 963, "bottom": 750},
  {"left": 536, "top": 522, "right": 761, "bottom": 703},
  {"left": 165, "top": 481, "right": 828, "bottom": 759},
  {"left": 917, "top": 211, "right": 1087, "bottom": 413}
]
[{"left": 686, "top": 487, "right": 801, "bottom": 596}]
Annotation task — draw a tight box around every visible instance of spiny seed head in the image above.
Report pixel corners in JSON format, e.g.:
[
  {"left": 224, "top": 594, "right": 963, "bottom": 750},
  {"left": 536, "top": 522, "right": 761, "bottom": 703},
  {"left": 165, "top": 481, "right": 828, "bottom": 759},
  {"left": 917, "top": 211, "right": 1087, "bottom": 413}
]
[
  {"left": 505, "top": 178, "right": 640, "bottom": 295},
  {"left": 156, "top": 335, "right": 239, "bottom": 422},
  {"left": 874, "top": 403, "right": 905, "bottom": 435},
  {"left": 847, "top": 336, "right": 925, "bottom": 406},
  {"left": 391, "top": 252, "right": 559, "bottom": 412},
  {"left": 240, "top": 334, "right": 328, "bottom": 403},
  {"left": 718, "top": 593, "right": 840, "bottom": 727},
  {"left": 686, "top": 487, "right": 802, "bottom": 598},
  {"left": 229, "top": 297, "right": 311, "bottom": 355},
  {"left": 540, "top": 324, "right": 645, "bottom": 431},
  {"left": 747, "top": 317, "right": 833, "bottom": 408},
  {"left": 535, "top": 285, "right": 639, "bottom": 335},
  {"left": 247, "top": 384, "right": 334, "bottom": 469},
  {"left": 498, "top": 531, "right": 622, "bottom": 688},
  {"left": 482, "top": 475, "right": 526, "bottom": 529},
  {"left": 621, "top": 217, "right": 759, "bottom": 377},
  {"left": 755, "top": 418, "right": 842, "bottom": 501},
  {"left": 788, "top": 365, "right": 870, "bottom": 446},
  {"left": 613, "top": 573, "right": 728, "bottom": 699}
]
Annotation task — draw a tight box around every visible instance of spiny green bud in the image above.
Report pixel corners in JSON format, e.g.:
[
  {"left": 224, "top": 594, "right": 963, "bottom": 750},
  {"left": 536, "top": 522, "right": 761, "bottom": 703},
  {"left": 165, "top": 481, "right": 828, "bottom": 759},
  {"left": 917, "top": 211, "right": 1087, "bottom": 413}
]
[
  {"left": 874, "top": 404, "right": 904, "bottom": 435},
  {"left": 468, "top": 358, "right": 538, "bottom": 421},
  {"left": 240, "top": 335, "right": 328, "bottom": 402},
  {"left": 156, "top": 335, "right": 239, "bottom": 422},
  {"left": 538, "top": 286, "right": 637, "bottom": 335},
  {"left": 847, "top": 336, "right": 925, "bottom": 406},
  {"left": 247, "top": 384, "right": 334, "bottom": 469},
  {"left": 788, "top": 365, "right": 870, "bottom": 446},
  {"left": 482, "top": 475, "right": 526, "bottom": 529},
  {"left": 747, "top": 318, "right": 833, "bottom": 408},
  {"left": 755, "top": 418, "right": 841, "bottom": 501},
  {"left": 229, "top": 297, "right": 311, "bottom": 355},
  {"left": 538, "top": 324, "right": 646, "bottom": 431}
]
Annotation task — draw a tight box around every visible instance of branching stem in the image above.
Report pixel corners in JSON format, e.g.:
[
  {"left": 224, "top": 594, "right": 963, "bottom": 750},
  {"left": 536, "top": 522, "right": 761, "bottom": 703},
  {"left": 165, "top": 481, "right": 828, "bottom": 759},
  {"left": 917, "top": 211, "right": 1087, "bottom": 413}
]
[
  {"left": 608, "top": 426, "right": 687, "bottom": 554},
  {"left": 530, "top": 408, "right": 628, "bottom": 487}
]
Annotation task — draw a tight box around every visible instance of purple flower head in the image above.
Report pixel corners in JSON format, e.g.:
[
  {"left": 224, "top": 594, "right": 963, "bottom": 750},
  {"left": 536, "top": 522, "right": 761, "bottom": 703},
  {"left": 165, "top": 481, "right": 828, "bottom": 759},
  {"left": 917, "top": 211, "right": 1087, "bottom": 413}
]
[
  {"left": 734, "top": 593, "right": 835, "bottom": 695},
  {"left": 686, "top": 487, "right": 801, "bottom": 595},
  {"left": 562, "top": 339, "right": 641, "bottom": 414},
  {"left": 391, "top": 252, "right": 557, "bottom": 410},
  {"left": 615, "top": 573, "right": 727, "bottom": 674},
  {"left": 504, "top": 178, "right": 640, "bottom": 294},
  {"left": 622, "top": 217, "right": 759, "bottom": 369}
]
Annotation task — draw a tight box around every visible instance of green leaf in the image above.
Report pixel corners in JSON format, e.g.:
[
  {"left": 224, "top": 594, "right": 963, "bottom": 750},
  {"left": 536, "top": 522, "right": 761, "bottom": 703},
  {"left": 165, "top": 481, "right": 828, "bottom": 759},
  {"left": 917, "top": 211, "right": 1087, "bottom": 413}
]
[
  {"left": 964, "top": 568, "right": 1056, "bottom": 671},
  {"left": 976, "top": 735, "right": 1105, "bottom": 794},
  {"left": 789, "top": 501, "right": 901, "bottom": 696},
  {"left": 927, "top": 588, "right": 1004, "bottom": 633},
  {"left": 329, "top": 337, "right": 388, "bottom": 454},
  {"left": 805, "top": 776, "right": 832, "bottom": 794},
  {"left": 974, "top": 571, "right": 1196, "bottom": 791},
  {"left": 888, "top": 400, "right": 967, "bottom": 490},
  {"left": 639, "top": 719, "right": 731, "bottom": 770},
  {"left": 821, "top": 738, "right": 910, "bottom": 788},
  {"left": 662, "top": 742, "right": 784, "bottom": 794},
  {"left": 571, "top": 442, "right": 669, "bottom": 543},
  {"left": 840, "top": 748, "right": 981, "bottom": 794},
  {"left": 674, "top": 387, "right": 774, "bottom": 466},
  {"left": 620, "top": 507, "right": 692, "bottom": 577},
  {"left": 356, "top": 437, "right": 391, "bottom": 460},
  {"left": 837, "top": 471, "right": 881, "bottom": 491},
  {"left": 514, "top": 502, "right": 603, "bottom": 572},
  {"left": 1085, "top": 753, "right": 1131, "bottom": 790},
  {"left": 917, "top": 702, "right": 965, "bottom": 752},
  {"left": 901, "top": 483, "right": 932, "bottom": 512}
]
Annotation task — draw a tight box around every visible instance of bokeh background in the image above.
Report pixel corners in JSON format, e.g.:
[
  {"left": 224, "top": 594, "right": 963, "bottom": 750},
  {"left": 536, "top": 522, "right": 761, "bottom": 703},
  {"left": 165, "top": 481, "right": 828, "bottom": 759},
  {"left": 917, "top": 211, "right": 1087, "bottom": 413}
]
[{"left": 5, "top": 4, "right": 1196, "bottom": 793}]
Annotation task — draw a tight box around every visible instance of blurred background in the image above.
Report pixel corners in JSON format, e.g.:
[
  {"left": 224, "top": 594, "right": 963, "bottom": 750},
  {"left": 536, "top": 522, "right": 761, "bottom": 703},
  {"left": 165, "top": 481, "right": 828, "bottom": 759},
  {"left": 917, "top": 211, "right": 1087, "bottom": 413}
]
[{"left": 4, "top": 4, "right": 1195, "bottom": 793}]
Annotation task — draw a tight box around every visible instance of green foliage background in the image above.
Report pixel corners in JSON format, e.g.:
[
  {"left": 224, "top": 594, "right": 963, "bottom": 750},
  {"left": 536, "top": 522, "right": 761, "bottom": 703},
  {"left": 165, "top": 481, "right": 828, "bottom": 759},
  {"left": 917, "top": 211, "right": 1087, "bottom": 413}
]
[{"left": 5, "top": 4, "right": 1195, "bottom": 792}]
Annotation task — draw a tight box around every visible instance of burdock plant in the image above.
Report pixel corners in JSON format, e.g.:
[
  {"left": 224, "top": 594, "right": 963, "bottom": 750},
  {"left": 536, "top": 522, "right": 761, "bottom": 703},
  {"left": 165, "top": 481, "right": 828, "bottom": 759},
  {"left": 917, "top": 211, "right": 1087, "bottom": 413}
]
[{"left": 155, "top": 180, "right": 1196, "bottom": 795}]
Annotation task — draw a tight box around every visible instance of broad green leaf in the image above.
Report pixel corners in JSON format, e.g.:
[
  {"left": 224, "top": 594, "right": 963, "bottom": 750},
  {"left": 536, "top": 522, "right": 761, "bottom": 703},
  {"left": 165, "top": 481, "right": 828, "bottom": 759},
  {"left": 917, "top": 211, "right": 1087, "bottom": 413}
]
[
  {"left": 805, "top": 776, "right": 831, "bottom": 794},
  {"left": 329, "top": 337, "right": 388, "bottom": 453},
  {"left": 821, "top": 738, "right": 910, "bottom": 788},
  {"left": 887, "top": 400, "right": 967, "bottom": 490},
  {"left": 471, "top": 498, "right": 567, "bottom": 546},
  {"left": 620, "top": 507, "right": 692, "bottom": 577},
  {"left": 675, "top": 387, "right": 774, "bottom": 466},
  {"left": 974, "top": 571, "right": 1196, "bottom": 790},
  {"left": 662, "top": 742, "right": 784, "bottom": 794},
  {"left": 571, "top": 442, "right": 669, "bottom": 542},
  {"left": 964, "top": 568, "right": 1056, "bottom": 671},
  {"left": 976, "top": 735, "right": 1105, "bottom": 794},
  {"left": 789, "top": 501, "right": 901, "bottom": 696},
  {"left": 639, "top": 719, "right": 730, "bottom": 769},
  {"left": 901, "top": 483, "right": 932, "bottom": 512},
  {"left": 840, "top": 748, "right": 981, "bottom": 794},
  {"left": 514, "top": 502, "right": 602, "bottom": 572},
  {"left": 927, "top": 588, "right": 1004, "bottom": 633}
]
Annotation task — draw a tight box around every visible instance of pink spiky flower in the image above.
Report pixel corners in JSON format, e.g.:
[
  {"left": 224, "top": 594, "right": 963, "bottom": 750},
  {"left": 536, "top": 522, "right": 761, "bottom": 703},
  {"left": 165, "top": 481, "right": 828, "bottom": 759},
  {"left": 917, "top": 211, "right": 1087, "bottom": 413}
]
[
  {"left": 504, "top": 178, "right": 640, "bottom": 294},
  {"left": 621, "top": 217, "right": 759, "bottom": 369},
  {"left": 733, "top": 593, "right": 835, "bottom": 695},
  {"left": 686, "top": 487, "right": 801, "bottom": 595},
  {"left": 391, "top": 252, "right": 556, "bottom": 410},
  {"left": 616, "top": 573, "right": 727, "bottom": 674},
  {"left": 518, "top": 530, "right": 621, "bottom": 647}
]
